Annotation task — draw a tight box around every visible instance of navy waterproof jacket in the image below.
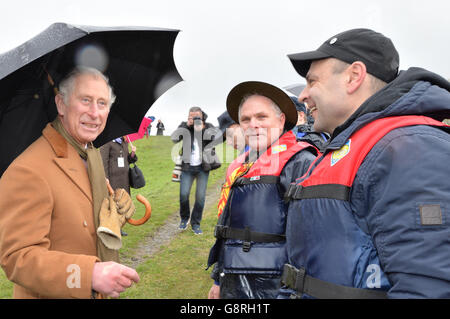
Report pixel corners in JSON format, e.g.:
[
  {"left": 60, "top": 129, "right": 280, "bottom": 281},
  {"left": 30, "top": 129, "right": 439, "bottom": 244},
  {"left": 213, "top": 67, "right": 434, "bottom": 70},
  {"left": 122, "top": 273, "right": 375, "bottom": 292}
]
[
  {"left": 208, "top": 131, "right": 318, "bottom": 299},
  {"left": 284, "top": 67, "right": 450, "bottom": 298}
]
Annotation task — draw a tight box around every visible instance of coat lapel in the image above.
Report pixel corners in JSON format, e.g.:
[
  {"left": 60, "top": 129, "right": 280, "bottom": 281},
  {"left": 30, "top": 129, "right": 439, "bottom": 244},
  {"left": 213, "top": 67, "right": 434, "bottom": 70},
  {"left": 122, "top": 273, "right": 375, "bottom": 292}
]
[
  {"left": 43, "top": 124, "right": 93, "bottom": 203},
  {"left": 54, "top": 157, "right": 93, "bottom": 203}
]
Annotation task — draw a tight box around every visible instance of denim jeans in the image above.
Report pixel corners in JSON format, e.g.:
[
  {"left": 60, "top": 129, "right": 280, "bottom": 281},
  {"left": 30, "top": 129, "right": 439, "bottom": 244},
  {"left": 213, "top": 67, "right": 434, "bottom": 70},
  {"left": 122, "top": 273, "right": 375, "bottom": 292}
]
[{"left": 179, "top": 165, "right": 209, "bottom": 227}]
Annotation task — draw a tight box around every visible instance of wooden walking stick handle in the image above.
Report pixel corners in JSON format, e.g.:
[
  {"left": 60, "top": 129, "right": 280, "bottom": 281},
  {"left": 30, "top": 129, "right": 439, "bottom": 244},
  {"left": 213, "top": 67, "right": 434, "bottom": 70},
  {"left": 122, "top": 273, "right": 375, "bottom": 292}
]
[{"left": 106, "top": 179, "right": 152, "bottom": 226}]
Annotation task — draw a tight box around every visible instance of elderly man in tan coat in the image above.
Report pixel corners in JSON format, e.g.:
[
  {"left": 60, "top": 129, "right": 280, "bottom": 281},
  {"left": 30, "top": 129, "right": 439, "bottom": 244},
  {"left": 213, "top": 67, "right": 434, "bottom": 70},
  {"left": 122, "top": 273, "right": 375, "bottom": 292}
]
[{"left": 0, "top": 67, "right": 139, "bottom": 298}]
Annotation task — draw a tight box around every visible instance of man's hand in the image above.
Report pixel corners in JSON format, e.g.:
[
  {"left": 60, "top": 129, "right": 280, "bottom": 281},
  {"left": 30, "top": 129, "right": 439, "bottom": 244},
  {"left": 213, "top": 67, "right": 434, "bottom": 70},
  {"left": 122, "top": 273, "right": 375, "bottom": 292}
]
[
  {"left": 114, "top": 188, "right": 135, "bottom": 222},
  {"left": 97, "top": 189, "right": 136, "bottom": 250},
  {"left": 92, "top": 261, "right": 140, "bottom": 298},
  {"left": 208, "top": 283, "right": 220, "bottom": 299}
]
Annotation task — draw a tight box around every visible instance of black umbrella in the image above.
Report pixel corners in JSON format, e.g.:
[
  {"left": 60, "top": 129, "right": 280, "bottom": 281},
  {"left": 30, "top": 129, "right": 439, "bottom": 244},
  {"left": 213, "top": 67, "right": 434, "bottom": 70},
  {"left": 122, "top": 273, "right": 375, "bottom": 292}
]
[{"left": 0, "top": 22, "right": 182, "bottom": 176}]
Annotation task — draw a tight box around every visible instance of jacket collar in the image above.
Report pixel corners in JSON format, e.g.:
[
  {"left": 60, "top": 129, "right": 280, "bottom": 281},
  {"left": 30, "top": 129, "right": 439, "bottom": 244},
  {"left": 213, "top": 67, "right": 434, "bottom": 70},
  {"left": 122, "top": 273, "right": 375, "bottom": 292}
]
[
  {"left": 43, "top": 123, "right": 69, "bottom": 158},
  {"left": 42, "top": 123, "right": 93, "bottom": 203}
]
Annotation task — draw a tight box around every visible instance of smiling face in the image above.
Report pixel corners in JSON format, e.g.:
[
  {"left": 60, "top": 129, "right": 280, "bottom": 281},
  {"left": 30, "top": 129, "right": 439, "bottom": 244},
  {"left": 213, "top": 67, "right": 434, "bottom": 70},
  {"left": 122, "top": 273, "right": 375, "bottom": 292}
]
[
  {"left": 55, "top": 73, "right": 111, "bottom": 145},
  {"left": 298, "top": 58, "right": 349, "bottom": 135},
  {"left": 238, "top": 95, "right": 285, "bottom": 151}
]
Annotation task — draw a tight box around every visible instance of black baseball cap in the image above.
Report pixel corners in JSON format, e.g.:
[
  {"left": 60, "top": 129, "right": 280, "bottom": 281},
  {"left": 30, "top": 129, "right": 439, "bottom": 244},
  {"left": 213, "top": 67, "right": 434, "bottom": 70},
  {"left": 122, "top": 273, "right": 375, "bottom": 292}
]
[
  {"left": 288, "top": 28, "right": 399, "bottom": 83},
  {"left": 226, "top": 81, "right": 298, "bottom": 131}
]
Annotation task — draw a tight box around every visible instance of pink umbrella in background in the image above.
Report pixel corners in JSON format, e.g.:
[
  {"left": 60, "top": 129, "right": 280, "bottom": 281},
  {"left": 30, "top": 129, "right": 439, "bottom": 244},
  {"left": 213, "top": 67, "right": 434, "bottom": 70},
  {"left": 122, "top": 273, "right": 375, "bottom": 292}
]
[{"left": 126, "top": 116, "right": 155, "bottom": 142}]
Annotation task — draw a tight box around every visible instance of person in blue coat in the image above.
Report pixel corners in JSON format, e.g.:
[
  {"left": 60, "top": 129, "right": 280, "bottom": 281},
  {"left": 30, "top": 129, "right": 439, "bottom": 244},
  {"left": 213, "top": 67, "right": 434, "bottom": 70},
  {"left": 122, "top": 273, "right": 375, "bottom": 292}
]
[
  {"left": 207, "top": 81, "right": 319, "bottom": 299},
  {"left": 217, "top": 110, "right": 248, "bottom": 153},
  {"left": 289, "top": 96, "right": 329, "bottom": 151},
  {"left": 281, "top": 28, "right": 450, "bottom": 298}
]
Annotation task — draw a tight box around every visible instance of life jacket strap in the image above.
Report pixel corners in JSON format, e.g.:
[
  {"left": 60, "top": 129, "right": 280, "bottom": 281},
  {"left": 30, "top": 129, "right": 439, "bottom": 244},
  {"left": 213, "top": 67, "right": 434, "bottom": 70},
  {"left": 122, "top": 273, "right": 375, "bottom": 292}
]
[
  {"left": 214, "top": 225, "right": 286, "bottom": 252},
  {"left": 281, "top": 264, "right": 387, "bottom": 299},
  {"left": 285, "top": 184, "right": 351, "bottom": 201},
  {"left": 234, "top": 175, "right": 280, "bottom": 186}
]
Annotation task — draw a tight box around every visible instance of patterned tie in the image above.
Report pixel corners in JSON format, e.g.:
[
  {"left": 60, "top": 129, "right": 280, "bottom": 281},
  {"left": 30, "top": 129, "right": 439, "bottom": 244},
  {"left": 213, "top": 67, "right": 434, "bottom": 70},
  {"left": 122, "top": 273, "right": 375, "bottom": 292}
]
[{"left": 217, "top": 162, "right": 253, "bottom": 217}]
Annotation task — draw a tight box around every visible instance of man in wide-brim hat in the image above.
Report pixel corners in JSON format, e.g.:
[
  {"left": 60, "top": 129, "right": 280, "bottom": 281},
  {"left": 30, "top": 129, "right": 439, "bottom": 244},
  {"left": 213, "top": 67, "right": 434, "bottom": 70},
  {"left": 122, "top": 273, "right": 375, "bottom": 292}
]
[{"left": 207, "top": 81, "right": 320, "bottom": 299}]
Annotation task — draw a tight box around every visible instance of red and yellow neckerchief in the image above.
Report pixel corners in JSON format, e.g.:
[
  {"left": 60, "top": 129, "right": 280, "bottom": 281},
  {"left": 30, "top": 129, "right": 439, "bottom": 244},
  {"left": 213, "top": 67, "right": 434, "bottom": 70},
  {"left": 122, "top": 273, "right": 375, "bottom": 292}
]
[{"left": 217, "top": 162, "right": 253, "bottom": 217}]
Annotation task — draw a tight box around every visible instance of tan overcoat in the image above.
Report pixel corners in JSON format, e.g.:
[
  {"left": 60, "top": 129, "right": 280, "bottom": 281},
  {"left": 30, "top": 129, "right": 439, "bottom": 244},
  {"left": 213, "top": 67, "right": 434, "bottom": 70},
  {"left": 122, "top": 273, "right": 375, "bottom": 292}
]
[{"left": 0, "top": 124, "right": 100, "bottom": 298}]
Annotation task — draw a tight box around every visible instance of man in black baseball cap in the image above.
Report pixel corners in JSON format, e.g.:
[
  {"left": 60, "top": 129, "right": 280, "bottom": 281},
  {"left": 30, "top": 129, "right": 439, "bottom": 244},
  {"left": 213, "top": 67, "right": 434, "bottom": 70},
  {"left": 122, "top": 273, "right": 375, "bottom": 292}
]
[
  {"left": 287, "top": 28, "right": 400, "bottom": 136},
  {"left": 281, "top": 28, "right": 450, "bottom": 299},
  {"left": 288, "top": 28, "right": 399, "bottom": 83}
]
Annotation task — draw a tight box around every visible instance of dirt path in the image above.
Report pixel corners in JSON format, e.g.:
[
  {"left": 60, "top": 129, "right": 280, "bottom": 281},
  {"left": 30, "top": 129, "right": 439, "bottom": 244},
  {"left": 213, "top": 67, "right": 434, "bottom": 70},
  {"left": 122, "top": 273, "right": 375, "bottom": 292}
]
[{"left": 120, "top": 178, "right": 223, "bottom": 269}]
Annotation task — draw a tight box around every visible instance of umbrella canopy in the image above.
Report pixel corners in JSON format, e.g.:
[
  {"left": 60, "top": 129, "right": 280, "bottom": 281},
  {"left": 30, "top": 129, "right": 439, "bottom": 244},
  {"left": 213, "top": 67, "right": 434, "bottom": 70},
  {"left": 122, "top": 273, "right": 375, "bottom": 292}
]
[
  {"left": 283, "top": 83, "right": 306, "bottom": 97},
  {"left": 283, "top": 83, "right": 316, "bottom": 125},
  {"left": 126, "top": 116, "right": 153, "bottom": 142},
  {"left": 0, "top": 22, "right": 182, "bottom": 176}
]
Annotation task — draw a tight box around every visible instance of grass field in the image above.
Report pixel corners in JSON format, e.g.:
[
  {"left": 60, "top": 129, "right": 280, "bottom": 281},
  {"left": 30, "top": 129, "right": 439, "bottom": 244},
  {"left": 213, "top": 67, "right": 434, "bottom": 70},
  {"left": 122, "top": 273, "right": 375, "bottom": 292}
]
[{"left": 0, "top": 135, "right": 233, "bottom": 299}]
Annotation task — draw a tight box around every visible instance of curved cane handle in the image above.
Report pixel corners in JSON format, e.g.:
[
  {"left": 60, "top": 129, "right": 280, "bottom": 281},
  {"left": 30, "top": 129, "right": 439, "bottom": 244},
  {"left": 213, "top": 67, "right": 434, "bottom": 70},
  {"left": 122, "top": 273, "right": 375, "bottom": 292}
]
[
  {"left": 127, "top": 194, "right": 152, "bottom": 226},
  {"left": 105, "top": 179, "right": 152, "bottom": 226}
]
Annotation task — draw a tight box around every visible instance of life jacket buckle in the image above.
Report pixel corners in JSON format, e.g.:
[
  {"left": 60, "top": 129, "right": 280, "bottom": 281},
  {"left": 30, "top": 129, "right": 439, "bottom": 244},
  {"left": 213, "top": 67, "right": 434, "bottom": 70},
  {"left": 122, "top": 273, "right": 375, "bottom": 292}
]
[
  {"left": 289, "top": 292, "right": 301, "bottom": 299},
  {"left": 282, "top": 264, "right": 306, "bottom": 298},
  {"left": 214, "top": 225, "right": 221, "bottom": 238},
  {"left": 293, "top": 185, "right": 303, "bottom": 200},
  {"left": 284, "top": 183, "right": 296, "bottom": 202},
  {"left": 214, "top": 225, "right": 230, "bottom": 239},
  {"left": 243, "top": 226, "right": 252, "bottom": 252}
]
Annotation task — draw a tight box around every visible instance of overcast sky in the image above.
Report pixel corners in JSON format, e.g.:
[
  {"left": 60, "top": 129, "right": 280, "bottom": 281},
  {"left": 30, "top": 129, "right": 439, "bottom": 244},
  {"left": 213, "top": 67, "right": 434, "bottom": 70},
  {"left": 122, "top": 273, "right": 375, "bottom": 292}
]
[{"left": 1, "top": 0, "right": 449, "bottom": 135}]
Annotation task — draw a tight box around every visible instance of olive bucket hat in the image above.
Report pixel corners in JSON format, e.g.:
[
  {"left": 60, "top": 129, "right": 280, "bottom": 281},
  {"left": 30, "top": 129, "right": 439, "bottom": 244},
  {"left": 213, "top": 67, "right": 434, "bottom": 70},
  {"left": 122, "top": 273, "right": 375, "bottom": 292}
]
[{"left": 226, "top": 81, "right": 298, "bottom": 130}]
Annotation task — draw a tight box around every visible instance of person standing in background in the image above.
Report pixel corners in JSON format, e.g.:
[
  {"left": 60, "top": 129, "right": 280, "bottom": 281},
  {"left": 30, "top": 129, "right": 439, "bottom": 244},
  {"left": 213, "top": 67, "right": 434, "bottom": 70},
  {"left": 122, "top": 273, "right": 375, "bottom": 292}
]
[
  {"left": 100, "top": 136, "right": 138, "bottom": 236},
  {"left": 100, "top": 136, "right": 137, "bottom": 195},
  {"left": 171, "top": 106, "right": 221, "bottom": 235},
  {"left": 156, "top": 119, "right": 165, "bottom": 135},
  {"left": 146, "top": 121, "right": 151, "bottom": 138},
  {"left": 290, "top": 97, "right": 329, "bottom": 151},
  {"left": 217, "top": 110, "right": 247, "bottom": 153}
]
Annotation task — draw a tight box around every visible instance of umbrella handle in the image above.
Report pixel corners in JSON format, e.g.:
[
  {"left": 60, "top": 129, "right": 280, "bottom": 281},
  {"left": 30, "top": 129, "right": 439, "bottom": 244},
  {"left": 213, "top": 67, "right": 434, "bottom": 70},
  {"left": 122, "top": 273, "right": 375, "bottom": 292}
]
[
  {"left": 126, "top": 135, "right": 134, "bottom": 147},
  {"left": 106, "top": 179, "right": 152, "bottom": 226},
  {"left": 127, "top": 194, "right": 152, "bottom": 226},
  {"left": 43, "top": 67, "right": 59, "bottom": 95}
]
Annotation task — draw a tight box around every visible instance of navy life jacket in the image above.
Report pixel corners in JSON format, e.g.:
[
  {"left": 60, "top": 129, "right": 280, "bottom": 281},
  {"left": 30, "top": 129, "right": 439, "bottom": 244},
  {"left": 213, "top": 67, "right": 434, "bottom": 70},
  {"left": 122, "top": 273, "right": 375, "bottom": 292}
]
[
  {"left": 282, "top": 115, "right": 449, "bottom": 298},
  {"left": 209, "top": 131, "right": 317, "bottom": 275}
]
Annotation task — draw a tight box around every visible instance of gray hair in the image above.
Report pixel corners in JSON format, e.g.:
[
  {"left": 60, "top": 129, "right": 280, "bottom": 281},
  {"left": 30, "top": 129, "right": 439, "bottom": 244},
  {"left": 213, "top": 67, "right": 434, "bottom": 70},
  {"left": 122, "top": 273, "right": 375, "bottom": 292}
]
[
  {"left": 58, "top": 66, "right": 116, "bottom": 107},
  {"left": 189, "top": 106, "right": 203, "bottom": 114},
  {"left": 238, "top": 93, "right": 282, "bottom": 120}
]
